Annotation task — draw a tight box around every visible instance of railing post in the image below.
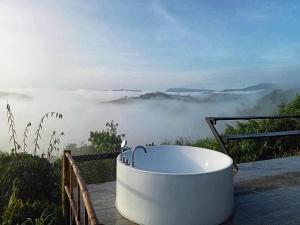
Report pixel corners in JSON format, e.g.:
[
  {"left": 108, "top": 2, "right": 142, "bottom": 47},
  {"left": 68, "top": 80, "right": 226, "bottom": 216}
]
[
  {"left": 69, "top": 162, "right": 74, "bottom": 225},
  {"left": 77, "top": 183, "right": 81, "bottom": 222},
  {"left": 62, "top": 150, "right": 71, "bottom": 225},
  {"left": 205, "top": 118, "right": 238, "bottom": 170},
  {"left": 84, "top": 206, "right": 88, "bottom": 225}
]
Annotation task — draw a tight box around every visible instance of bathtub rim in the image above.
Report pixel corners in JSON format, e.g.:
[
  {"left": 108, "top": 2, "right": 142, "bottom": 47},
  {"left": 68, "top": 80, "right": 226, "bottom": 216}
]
[{"left": 117, "top": 145, "right": 233, "bottom": 176}]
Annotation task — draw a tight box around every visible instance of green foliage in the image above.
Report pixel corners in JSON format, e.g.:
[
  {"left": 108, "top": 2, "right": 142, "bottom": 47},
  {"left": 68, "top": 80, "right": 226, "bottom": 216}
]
[
  {"left": 223, "top": 94, "right": 300, "bottom": 163},
  {"left": 0, "top": 153, "right": 62, "bottom": 225},
  {"left": 174, "top": 137, "right": 193, "bottom": 146},
  {"left": 6, "top": 103, "right": 64, "bottom": 158},
  {"left": 279, "top": 94, "right": 300, "bottom": 115},
  {"left": 6, "top": 104, "right": 21, "bottom": 153},
  {"left": 2, "top": 184, "right": 23, "bottom": 225},
  {"left": 162, "top": 137, "right": 220, "bottom": 151},
  {"left": 192, "top": 137, "right": 220, "bottom": 150},
  {"left": 1, "top": 104, "right": 64, "bottom": 224},
  {"left": 89, "top": 120, "right": 125, "bottom": 153},
  {"left": 33, "top": 112, "right": 63, "bottom": 156},
  {"left": 22, "top": 123, "right": 32, "bottom": 153},
  {"left": 161, "top": 137, "right": 193, "bottom": 146},
  {"left": 21, "top": 211, "right": 55, "bottom": 225},
  {"left": 3, "top": 197, "right": 61, "bottom": 225},
  {"left": 45, "top": 131, "right": 64, "bottom": 159}
]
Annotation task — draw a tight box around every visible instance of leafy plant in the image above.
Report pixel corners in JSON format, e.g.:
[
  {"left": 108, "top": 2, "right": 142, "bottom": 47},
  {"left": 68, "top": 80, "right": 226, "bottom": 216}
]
[
  {"left": 6, "top": 104, "right": 21, "bottom": 153},
  {"left": 45, "top": 130, "right": 64, "bottom": 159},
  {"left": 6, "top": 104, "right": 64, "bottom": 156},
  {"left": 33, "top": 112, "right": 63, "bottom": 155},
  {"left": 23, "top": 122, "right": 32, "bottom": 153},
  {"left": 21, "top": 211, "right": 55, "bottom": 225},
  {"left": 2, "top": 184, "right": 23, "bottom": 225}
]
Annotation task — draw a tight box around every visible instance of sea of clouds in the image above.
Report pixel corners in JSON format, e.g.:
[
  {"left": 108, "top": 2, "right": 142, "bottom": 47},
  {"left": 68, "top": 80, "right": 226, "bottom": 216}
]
[{"left": 0, "top": 88, "right": 262, "bottom": 155}]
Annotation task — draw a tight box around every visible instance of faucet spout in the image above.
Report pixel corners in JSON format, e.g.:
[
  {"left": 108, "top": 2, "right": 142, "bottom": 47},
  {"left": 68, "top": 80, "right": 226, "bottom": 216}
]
[{"left": 131, "top": 145, "right": 147, "bottom": 167}]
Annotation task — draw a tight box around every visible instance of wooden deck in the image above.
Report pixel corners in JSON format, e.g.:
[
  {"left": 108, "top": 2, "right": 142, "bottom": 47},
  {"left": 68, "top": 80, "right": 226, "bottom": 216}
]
[{"left": 87, "top": 156, "right": 300, "bottom": 225}]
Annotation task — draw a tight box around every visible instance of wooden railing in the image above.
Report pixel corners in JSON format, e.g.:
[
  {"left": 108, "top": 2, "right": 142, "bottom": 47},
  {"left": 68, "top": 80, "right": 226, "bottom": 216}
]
[{"left": 62, "top": 150, "right": 101, "bottom": 225}]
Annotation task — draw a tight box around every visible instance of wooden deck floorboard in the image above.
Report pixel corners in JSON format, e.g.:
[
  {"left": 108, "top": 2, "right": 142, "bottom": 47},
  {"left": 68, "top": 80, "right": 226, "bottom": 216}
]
[{"left": 87, "top": 156, "right": 300, "bottom": 225}]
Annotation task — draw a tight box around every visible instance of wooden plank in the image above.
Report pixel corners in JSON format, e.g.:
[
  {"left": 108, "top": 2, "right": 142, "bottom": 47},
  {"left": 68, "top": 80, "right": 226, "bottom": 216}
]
[
  {"left": 87, "top": 182, "right": 136, "bottom": 225},
  {"left": 222, "top": 130, "right": 300, "bottom": 142},
  {"left": 87, "top": 156, "right": 300, "bottom": 225}
]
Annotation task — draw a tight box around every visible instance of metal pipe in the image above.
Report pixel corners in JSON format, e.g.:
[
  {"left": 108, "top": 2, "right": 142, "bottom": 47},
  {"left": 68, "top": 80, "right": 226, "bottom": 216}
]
[{"left": 131, "top": 146, "right": 147, "bottom": 167}]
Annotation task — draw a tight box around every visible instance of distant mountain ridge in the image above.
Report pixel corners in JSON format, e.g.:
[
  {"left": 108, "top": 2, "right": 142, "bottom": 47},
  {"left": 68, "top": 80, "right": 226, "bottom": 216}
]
[
  {"left": 106, "top": 91, "right": 198, "bottom": 104},
  {"left": 104, "top": 83, "right": 277, "bottom": 104},
  {"left": 166, "top": 83, "right": 276, "bottom": 93},
  {"left": 0, "top": 91, "right": 31, "bottom": 99},
  {"left": 104, "top": 89, "right": 142, "bottom": 92},
  {"left": 221, "top": 83, "right": 276, "bottom": 92},
  {"left": 166, "top": 88, "right": 213, "bottom": 93},
  {"left": 104, "top": 91, "right": 244, "bottom": 104}
]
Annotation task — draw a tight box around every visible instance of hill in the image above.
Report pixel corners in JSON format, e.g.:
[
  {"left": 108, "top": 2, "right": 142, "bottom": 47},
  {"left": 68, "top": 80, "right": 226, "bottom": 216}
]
[
  {"left": 221, "top": 83, "right": 276, "bottom": 92},
  {"left": 104, "top": 91, "right": 245, "bottom": 104}
]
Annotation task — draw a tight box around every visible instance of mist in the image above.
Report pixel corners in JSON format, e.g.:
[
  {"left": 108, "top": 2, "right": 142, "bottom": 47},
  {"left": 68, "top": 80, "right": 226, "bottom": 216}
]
[{"left": 0, "top": 87, "right": 267, "bottom": 154}]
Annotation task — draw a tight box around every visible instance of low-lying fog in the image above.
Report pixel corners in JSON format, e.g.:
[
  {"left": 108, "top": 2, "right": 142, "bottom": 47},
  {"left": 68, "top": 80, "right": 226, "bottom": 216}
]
[{"left": 0, "top": 88, "right": 267, "bottom": 154}]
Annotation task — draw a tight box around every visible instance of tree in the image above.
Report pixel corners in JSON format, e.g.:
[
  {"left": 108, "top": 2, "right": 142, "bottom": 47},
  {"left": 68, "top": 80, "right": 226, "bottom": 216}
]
[{"left": 88, "top": 120, "right": 125, "bottom": 153}]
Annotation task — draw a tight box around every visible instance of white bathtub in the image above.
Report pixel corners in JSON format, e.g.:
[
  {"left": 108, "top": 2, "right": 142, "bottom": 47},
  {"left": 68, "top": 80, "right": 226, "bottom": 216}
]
[{"left": 116, "top": 145, "right": 234, "bottom": 225}]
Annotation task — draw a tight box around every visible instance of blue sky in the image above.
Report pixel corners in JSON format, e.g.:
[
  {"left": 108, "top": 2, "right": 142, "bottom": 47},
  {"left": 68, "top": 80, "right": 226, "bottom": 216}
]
[{"left": 0, "top": 0, "right": 300, "bottom": 90}]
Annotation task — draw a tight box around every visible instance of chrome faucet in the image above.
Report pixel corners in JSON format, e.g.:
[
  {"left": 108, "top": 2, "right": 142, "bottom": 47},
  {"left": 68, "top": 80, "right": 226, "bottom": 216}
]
[
  {"left": 131, "top": 145, "right": 147, "bottom": 167},
  {"left": 120, "top": 140, "right": 127, "bottom": 162}
]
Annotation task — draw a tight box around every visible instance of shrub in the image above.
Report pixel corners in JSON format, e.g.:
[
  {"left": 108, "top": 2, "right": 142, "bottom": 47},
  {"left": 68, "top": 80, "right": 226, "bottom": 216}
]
[
  {"left": 89, "top": 120, "right": 125, "bottom": 153},
  {"left": 0, "top": 153, "right": 62, "bottom": 224}
]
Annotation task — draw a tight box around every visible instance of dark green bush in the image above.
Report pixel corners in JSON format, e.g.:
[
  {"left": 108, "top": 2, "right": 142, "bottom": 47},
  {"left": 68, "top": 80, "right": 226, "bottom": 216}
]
[
  {"left": 0, "top": 153, "right": 62, "bottom": 225},
  {"left": 2, "top": 185, "right": 62, "bottom": 225}
]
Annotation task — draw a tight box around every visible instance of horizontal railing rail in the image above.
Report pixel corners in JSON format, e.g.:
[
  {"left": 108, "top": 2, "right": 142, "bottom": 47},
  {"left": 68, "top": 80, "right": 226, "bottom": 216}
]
[
  {"left": 72, "top": 151, "right": 120, "bottom": 162},
  {"left": 206, "top": 115, "right": 300, "bottom": 123}
]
